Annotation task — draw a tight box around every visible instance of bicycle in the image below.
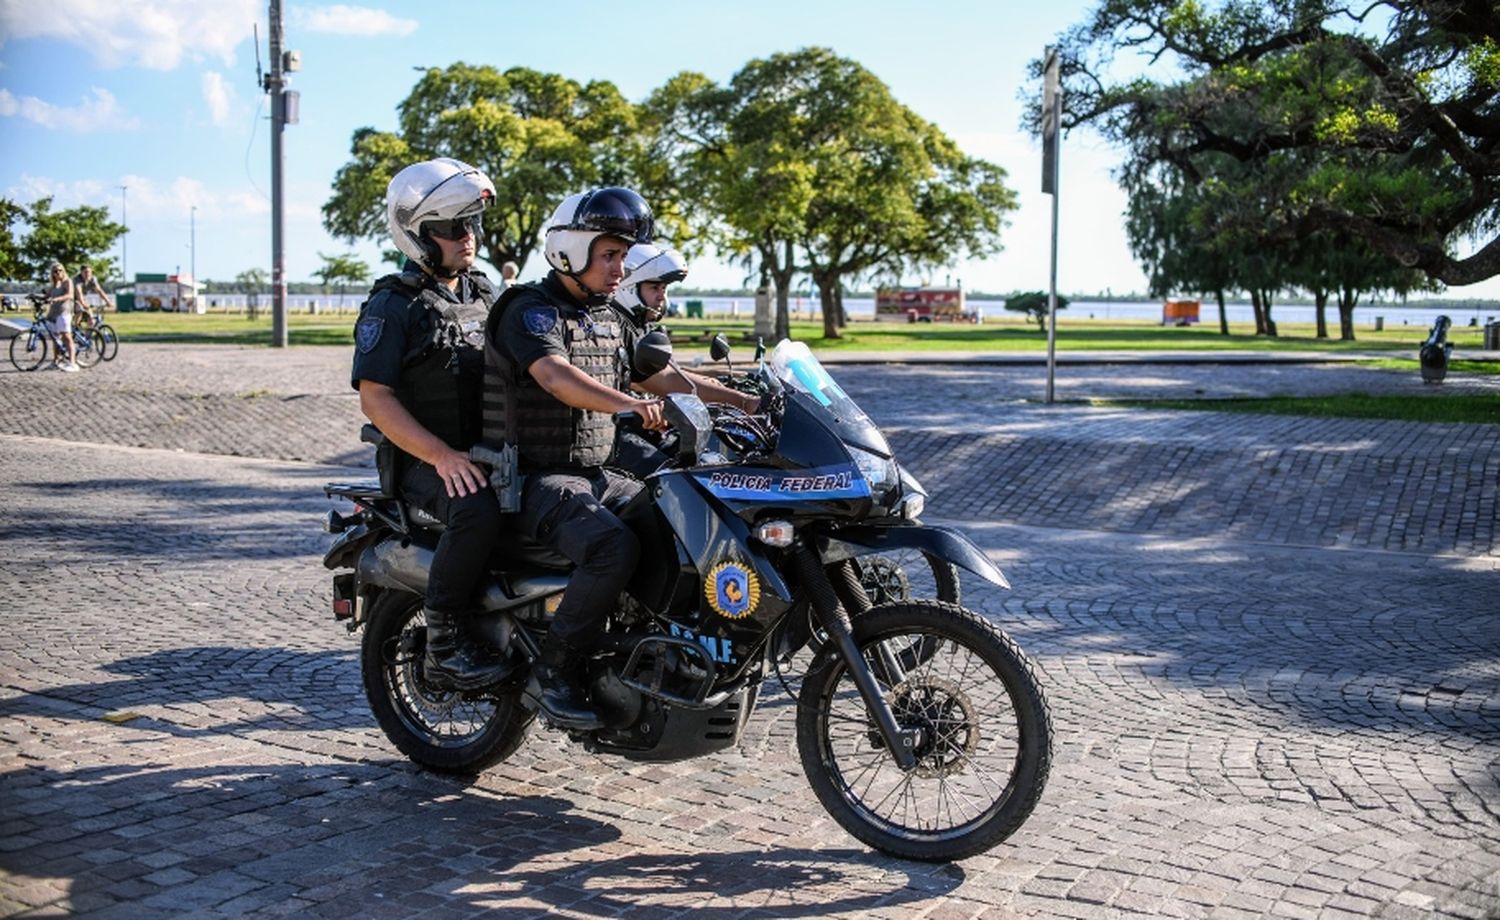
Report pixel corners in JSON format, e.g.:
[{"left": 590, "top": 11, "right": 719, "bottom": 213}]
[
  {"left": 73, "top": 303, "right": 119, "bottom": 361},
  {"left": 9, "top": 295, "right": 104, "bottom": 371}
]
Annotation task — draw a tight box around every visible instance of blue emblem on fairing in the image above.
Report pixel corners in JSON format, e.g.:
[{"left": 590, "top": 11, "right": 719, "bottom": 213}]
[
  {"left": 705, "top": 561, "right": 759, "bottom": 619},
  {"left": 694, "top": 464, "right": 871, "bottom": 502},
  {"left": 523, "top": 306, "right": 558, "bottom": 336},
  {"left": 355, "top": 316, "right": 384, "bottom": 353}
]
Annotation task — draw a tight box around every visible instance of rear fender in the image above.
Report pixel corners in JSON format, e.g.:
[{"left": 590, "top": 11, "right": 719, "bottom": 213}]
[{"left": 817, "top": 523, "right": 1009, "bottom": 589}]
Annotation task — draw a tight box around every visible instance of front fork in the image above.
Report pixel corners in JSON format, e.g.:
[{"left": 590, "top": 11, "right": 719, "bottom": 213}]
[{"left": 791, "top": 546, "right": 918, "bottom": 771}]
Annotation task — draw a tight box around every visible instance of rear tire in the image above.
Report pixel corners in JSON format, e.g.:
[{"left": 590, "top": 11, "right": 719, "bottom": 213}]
[
  {"left": 9, "top": 330, "right": 48, "bottom": 371},
  {"left": 796, "top": 601, "right": 1051, "bottom": 862},
  {"left": 97, "top": 324, "right": 119, "bottom": 361},
  {"left": 361, "top": 591, "right": 532, "bottom": 774}
]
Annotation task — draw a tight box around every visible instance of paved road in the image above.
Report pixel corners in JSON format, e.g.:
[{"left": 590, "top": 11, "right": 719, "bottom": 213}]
[{"left": 1, "top": 345, "right": 1497, "bottom": 918}]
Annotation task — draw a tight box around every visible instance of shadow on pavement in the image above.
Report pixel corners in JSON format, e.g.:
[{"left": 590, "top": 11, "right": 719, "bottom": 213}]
[
  {"left": 0, "top": 759, "right": 959, "bottom": 916},
  {"left": 0, "top": 646, "right": 367, "bottom": 737}
]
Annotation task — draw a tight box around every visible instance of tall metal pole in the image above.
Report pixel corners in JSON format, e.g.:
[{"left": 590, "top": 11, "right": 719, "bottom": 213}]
[
  {"left": 268, "top": 0, "right": 288, "bottom": 347},
  {"left": 118, "top": 185, "right": 128, "bottom": 287},
  {"left": 190, "top": 205, "right": 197, "bottom": 310},
  {"left": 1042, "top": 48, "right": 1062, "bottom": 405}
]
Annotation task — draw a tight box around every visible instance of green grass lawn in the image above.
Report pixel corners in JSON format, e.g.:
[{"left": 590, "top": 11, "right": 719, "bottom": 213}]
[{"left": 94, "top": 308, "right": 1494, "bottom": 355}]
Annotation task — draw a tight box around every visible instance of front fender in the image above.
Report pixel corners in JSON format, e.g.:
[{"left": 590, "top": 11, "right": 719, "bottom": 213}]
[{"left": 816, "top": 523, "right": 1010, "bottom": 590}]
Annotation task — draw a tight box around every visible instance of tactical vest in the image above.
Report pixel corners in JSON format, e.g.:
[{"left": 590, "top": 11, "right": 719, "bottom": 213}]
[
  {"left": 363, "top": 269, "right": 495, "bottom": 451},
  {"left": 482, "top": 281, "right": 627, "bottom": 469}
]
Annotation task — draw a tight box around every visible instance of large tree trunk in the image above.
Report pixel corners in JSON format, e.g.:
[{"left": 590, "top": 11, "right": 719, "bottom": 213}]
[
  {"left": 1260, "top": 288, "right": 1278, "bottom": 337},
  {"left": 1216, "top": 289, "right": 1229, "bottom": 336},
  {"left": 816, "top": 273, "right": 842, "bottom": 340},
  {"left": 763, "top": 237, "right": 796, "bottom": 343},
  {"left": 1250, "top": 290, "right": 1267, "bottom": 336},
  {"left": 1338, "top": 285, "right": 1359, "bottom": 341},
  {"left": 1313, "top": 288, "right": 1330, "bottom": 339}
]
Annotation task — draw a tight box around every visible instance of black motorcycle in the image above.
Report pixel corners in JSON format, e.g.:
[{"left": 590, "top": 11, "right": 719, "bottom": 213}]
[{"left": 322, "top": 337, "right": 1051, "bottom": 862}]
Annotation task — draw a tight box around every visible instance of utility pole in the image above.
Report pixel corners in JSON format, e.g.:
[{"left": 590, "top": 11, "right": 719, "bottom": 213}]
[
  {"left": 190, "top": 205, "right": 197, "bottom": 311},
  {"left": 118, "top": 185, "right": 128, "bottom": 287},
  {"left": 264, "top": 0, "right": 300, "bottom": 347},
  {"left": 1041, "top": 47, "right": 1063, "bottom": 404}
]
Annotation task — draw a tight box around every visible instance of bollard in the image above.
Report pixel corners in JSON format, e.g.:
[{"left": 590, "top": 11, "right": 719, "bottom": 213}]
[
  {"left": 1419, "top": 315, "right": 1453, "bottom": 384},
  {"left": 1484, "top": 321, "right": 1500, "bottom": 351}
]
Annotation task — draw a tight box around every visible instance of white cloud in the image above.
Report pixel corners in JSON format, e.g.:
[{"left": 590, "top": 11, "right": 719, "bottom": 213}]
[
  {"left": 0, "top": 86, "right": 140, "bottom": 132},
  {"left": 294, "top": 4, "right": 418, "bottom": 37},
  {"left": 201, "top": 71, "right": 234, "bottom": 126},
  {"left": 8, "top": 174, "right": 268, "bottom": 221},
  {"left": 0, "top": 0, "right": 258, "bottom": 70}
]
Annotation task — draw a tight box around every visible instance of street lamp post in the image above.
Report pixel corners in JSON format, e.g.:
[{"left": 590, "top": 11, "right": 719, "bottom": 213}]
[
  {"left": 190, "top": 206, "right": 197, "bottom": 312},
  {"left": 118, "top": 184, "right": 128, "bottom": 286}
]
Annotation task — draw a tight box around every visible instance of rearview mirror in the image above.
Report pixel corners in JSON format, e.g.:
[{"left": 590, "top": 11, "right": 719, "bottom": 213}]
[
  {"left": 633, "top": 330, "right": 673, "bottom": 378},
  {"left": 709, "top": 334, "right": 731, "bottom": 363}
]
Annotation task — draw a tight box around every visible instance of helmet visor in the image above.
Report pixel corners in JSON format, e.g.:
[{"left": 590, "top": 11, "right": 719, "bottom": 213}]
[{"left": 424, "top": 215, "right": 482, "bottom": 241}]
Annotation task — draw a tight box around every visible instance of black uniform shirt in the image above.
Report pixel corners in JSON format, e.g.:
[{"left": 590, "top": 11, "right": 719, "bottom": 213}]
[
  {"left": 351, "top": 264, "right": 477, "bottom": 391},
  {"left": 493, "top": 273, "right": 600, "bottom": 377}
]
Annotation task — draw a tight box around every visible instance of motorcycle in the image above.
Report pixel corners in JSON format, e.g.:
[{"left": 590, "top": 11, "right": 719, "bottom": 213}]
[{"left": 321, "top": 337, "right": 1052, "bottom": 862}]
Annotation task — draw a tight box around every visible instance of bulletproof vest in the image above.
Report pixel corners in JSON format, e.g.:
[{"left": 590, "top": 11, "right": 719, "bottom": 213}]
[
  {"left": 364, "top": 269, "right": 495, "bottom": 450},
  {"left": 482, "top": 280, "right": 627, "bottom": 469}
]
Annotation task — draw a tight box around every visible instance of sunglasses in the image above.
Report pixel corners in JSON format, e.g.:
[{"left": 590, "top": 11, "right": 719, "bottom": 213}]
[{"left": 424, "top": 216, "right": 481, "bottom": 241}]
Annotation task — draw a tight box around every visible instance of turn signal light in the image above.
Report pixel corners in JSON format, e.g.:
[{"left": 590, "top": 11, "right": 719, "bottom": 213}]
[{"left": 753, "top": 520, "right": 795, "bottom": 547}]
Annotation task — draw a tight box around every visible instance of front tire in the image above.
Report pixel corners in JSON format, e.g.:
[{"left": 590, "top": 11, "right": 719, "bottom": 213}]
[
  {"left": 796, "top": 601, "right": 1052, "bottom": 862},
  {"left": 74, "top": 329, "right": 105, "bottom": 368},
  {"left": 97, "top": 324, "right": 119, "bottom": 361},
  {"left": 9, "top": 331, "right": 47, "bottom": 371},
  {"left": 361, "top": 591, "right": 533, "bottom": 774}
]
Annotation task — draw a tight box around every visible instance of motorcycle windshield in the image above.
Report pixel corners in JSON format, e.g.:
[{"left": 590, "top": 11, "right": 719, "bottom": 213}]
[{"left": 770, "top": 340, "right": 890, "bottom": 456}]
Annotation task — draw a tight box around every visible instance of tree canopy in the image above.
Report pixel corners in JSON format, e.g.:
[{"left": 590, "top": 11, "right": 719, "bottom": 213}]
[
  {"left": 323, "top": 63, "right": 639, "bottom": 276},
  {"left": 1046, "top": 0, "right": 1500, "bottom": 288},
  {"left": 7, "top": 197, "right": 125, "bottom": 283},
  {"left": 647, "top": 48, "right": 1016, "bottom": 339}
]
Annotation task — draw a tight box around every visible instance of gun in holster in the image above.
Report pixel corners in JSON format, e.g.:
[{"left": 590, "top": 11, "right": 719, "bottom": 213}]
[{"left": 469, "top": 442, "right": 524, "bottom": 513}]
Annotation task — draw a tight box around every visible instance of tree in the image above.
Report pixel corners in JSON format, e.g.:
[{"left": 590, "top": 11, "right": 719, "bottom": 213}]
[
  {"left": 1044, "top": 0, "right": 1500, "bottom": 288},
  {"left": 234, "top": 267, "right": 269, "bottom": 290},
  {"left": 323, "top": 63, "right": 639, "bottom": 277},
  {"left": 16, "top": 197, "right": 125, "bottom": 283},
  {"left": 0, "top": 198, "right": 26, "bottom": 281},
  {"left": 314, "top": 252, "right": 371, "bottom": 298},
  {"left": 1005, "top": 291, "right": 1069, "bottom": 332},
  {"left": 645, "top": 49, "right": 1016, "bottom": 340}
]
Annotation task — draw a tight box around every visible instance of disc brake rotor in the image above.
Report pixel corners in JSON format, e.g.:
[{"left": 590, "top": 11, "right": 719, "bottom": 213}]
[
  {"left": 859, "top": 556, "right": 911, "bottom": 605},
  {"left": 891, "top": 676, "right": 979, "bottom": 778}
]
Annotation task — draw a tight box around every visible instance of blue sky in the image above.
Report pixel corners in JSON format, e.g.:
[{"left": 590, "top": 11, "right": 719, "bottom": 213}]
[{"left": 3, "top": 0, "right": 1495, "bottom": 300}]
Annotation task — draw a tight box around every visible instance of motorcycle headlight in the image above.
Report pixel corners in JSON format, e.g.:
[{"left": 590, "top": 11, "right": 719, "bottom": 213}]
[{"left": 848, "top": 445, "right": 897, "bottom": 494}]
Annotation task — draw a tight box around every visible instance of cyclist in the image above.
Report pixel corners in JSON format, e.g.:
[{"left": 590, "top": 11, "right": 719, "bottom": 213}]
[
  {"left": 73, "top": 264, "right": 114, "bottom": 323},
  {"left": 42, "top": 262, "right": 79, "bottom": 372}
]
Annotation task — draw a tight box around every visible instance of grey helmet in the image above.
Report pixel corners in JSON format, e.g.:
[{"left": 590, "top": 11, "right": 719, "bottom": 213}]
[
  {"left": 385, "top": 158, "right": 494, "bottom": 275},
  {"left": 614, "top": 243, "right": 687, "bottom": 324}
]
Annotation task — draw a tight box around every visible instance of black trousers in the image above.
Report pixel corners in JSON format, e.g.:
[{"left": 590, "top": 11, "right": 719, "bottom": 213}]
[
  {"left": 516, "top": 467, "right": 642, "bottom": 648},
  {"left": 400, "top": 460, "right": 504, "bottom": 616}
]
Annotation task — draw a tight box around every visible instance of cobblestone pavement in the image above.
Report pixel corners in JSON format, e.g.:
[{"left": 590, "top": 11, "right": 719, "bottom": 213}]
[{"left": 1, "top": 344, "right": 1497, "bottom": 918}]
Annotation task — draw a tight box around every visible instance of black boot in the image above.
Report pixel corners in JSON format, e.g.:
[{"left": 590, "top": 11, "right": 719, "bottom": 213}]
[
  {"left": 424, "top": 608, "right": 510, "bottom": 690},
  {"left": 528, "top": 637, "right": 603, "bottom": 730}
]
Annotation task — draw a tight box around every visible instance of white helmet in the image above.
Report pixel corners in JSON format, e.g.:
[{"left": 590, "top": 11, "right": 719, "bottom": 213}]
[
  {"left": 386, "top": 157, "right": 494, "bottom": 275},
  {"left": 543, "top": 187, "right": 654, "bottom": 277},
  {"left": 615, "top": 243, "right": 688, "bottom": 323}
]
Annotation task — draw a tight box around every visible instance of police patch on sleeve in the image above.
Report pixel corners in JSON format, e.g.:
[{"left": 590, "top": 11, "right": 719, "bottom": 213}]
[
  {"left": 523, "top": 306, "right": 558, "bottom": 336},
  {"left": 355, "top": 316, "right": 385, "bottom": 353}
]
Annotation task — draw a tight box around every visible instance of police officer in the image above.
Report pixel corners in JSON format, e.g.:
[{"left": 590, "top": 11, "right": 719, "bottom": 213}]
[
  {"left": 608, "top": 243, "right": 759, "bottom": 477},
  {"left": 482, "top": 187, "right": 668, "bottom": 729},
  {"left": 351, "top": 157, "right": 510, "bottom": 690}
]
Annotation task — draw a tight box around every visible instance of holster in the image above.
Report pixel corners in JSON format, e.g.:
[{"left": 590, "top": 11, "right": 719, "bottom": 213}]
[{"left": 470, "top": 442, "right": 524, "bottom": 513}]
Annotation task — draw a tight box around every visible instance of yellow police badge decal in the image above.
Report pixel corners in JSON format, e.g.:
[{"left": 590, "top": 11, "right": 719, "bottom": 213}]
[{"left": 705, "top": 560, "right": 760, "bottom": 620}]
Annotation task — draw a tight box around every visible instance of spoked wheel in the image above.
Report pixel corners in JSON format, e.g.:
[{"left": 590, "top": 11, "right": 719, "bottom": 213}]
[
  {"left": 97, "top": 324, "right": 119, "bottom": 361},
  {"left": 797, "top": 600, "right": 1052, "bottom": 862},
  {"left": 74, "top": 329, "right": 105, "bottom": 368},
  {"left": 9, "top": 331, "right": 48, "bottom": 371},
  {"left": 852, "top": 550, "right": 960, "bottom": 605},
  {"left": 361, "top": 591, "right": 533, "bottom": 774}
]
